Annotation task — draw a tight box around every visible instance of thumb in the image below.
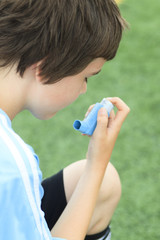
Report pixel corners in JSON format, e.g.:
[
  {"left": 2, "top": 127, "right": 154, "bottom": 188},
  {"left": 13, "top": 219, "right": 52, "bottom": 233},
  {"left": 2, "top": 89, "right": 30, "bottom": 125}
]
[{"left": 95, "top": 107, "right": 108, "bottom": 133}]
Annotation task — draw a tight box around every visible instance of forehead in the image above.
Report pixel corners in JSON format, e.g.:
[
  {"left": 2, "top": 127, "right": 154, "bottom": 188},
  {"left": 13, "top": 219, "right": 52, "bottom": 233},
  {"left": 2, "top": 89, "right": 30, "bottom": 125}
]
[{"left": 83, "top": 58, "right": 106, "bottom": 73}]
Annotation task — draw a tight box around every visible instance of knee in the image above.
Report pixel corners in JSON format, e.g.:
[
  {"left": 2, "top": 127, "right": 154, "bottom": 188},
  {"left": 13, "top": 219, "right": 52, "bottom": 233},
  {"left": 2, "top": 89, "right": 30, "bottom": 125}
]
[
  {"left": 87, "top": 162, "right": 121, "bottom": 234},
  {"left": 99, "top": 162, "right": 122, "bottom": 206}
]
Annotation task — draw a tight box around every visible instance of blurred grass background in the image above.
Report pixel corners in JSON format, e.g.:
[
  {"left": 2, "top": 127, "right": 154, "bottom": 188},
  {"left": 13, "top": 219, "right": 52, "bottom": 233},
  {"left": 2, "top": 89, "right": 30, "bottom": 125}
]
[{"left": 12, "top": 0, "right": 160, "bottom": 239}]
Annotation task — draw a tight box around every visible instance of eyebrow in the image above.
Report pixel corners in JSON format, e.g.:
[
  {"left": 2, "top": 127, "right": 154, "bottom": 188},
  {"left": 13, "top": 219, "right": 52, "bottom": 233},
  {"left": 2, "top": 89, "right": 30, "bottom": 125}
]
[{"left": 92, "top": 70, "right": 101, "bottom": 76}]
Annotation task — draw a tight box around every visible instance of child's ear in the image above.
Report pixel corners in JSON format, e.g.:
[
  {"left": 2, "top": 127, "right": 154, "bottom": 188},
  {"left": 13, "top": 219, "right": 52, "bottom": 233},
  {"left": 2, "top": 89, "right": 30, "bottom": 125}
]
[{"left": 34, "top": 61, "right": 43, "bottom": 82}]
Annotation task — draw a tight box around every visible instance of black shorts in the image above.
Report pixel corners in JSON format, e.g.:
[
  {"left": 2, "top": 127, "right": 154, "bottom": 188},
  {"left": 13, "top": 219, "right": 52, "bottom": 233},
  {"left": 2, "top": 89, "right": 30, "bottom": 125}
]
[
  {"left": 41, "top": 170, "right": 67, "bottom": 230},
  {"left": 41, "top": 170, "right": 110, "bottom": 240}
]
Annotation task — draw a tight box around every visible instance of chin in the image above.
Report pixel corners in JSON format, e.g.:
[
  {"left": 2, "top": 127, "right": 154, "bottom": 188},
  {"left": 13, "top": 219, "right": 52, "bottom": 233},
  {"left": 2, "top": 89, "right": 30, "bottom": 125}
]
[
  {"left": 30, "top": 110, "right": 57, "bottom": 120},
  {"left": 44, "top": 112, "right": 57, "bottom": 120}
]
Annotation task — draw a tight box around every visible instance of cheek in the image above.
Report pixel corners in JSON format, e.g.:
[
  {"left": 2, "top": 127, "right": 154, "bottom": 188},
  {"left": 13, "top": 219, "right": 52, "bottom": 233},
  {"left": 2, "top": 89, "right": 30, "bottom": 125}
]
[
  {"left": 58, "top": 87, "right": 81, "bottom": 109},
  {"left": 62, "top": 83, "right": 82, "bottom": 100},
  {"left": 41, "top": 79, "right": 83, "bottom": 111},
  {"left": 61, "top": 92, "right": 78, "bottom": 107}
]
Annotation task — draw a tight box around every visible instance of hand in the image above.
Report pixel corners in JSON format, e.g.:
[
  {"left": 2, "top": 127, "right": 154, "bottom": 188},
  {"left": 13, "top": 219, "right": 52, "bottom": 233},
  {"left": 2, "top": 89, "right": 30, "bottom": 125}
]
[{"left": 86, "top": 97, "right": 130, "bottom": 169}]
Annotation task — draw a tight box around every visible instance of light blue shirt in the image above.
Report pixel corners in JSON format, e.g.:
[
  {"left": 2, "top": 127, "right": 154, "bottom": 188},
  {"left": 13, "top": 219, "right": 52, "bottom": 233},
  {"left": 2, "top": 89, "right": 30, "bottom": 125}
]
[{"left": 0, "top": 109, "right": 66, "bottom": 240}]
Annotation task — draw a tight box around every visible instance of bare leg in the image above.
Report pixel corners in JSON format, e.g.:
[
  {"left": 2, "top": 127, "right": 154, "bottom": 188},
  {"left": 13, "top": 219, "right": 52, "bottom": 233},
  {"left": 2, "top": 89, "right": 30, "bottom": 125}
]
[{"left": 63, "top": 160, "right": 121, "bottom": 235}]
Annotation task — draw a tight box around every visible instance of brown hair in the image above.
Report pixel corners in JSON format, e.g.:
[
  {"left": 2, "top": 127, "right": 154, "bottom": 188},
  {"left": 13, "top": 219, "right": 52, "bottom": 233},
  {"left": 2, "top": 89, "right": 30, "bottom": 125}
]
[{"left": 0, "top": 0, "right": 127, "bottom": 84}]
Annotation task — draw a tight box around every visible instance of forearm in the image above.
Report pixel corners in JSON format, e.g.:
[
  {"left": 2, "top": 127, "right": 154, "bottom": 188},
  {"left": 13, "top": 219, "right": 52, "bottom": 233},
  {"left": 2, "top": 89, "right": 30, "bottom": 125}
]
[
  {"left": 51, "top": 163, "right": 106, "bottom": 240},
  {"left": 51, "top": 97, "right": 130, "bottom": 240}
]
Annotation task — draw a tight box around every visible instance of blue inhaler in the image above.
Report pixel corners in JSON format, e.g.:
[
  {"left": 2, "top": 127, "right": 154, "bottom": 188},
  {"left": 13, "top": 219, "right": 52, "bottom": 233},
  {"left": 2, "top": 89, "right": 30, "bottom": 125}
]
[{"left": 73, "top": 98, "right": 114, "bottom": 136}]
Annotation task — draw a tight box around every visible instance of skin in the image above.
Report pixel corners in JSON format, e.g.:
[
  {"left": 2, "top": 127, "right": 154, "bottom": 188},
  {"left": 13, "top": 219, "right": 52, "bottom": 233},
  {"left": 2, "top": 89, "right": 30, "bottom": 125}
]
[
  {"left": 0, "top": 58, "right": 130, "bottom": 239},
  {"left": 63, "top": 160, "right": 122, "bottom": 235},
  {"left": 0, "top": 58, "right": 105, "bottom": 120}
]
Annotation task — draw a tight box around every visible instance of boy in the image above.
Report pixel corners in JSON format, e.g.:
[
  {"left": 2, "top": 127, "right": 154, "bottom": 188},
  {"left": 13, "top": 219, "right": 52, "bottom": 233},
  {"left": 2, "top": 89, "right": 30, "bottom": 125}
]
[{"left": 0, "top": 0, "right": 130, "bottom": 239}]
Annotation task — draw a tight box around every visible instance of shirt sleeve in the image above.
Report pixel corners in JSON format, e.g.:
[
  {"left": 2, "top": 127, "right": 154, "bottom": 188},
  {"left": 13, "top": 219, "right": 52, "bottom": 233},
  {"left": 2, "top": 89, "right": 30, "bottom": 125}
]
[
  {"left": 0, "top": 170, "right": 67, "bottom": 240},
  {"left": 0, "top": 114, "right": 68, "bottom": 240}
]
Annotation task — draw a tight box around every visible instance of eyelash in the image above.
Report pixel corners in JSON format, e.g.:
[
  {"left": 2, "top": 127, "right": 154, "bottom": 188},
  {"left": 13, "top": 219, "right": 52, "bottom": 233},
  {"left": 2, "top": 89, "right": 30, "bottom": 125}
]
[{"left": 85, "top": 77, "right": 88, "bottom": 83}]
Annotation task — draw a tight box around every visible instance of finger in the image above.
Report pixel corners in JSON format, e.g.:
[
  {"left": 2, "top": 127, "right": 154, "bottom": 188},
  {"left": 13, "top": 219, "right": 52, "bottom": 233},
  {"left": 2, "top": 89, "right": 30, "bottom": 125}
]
[
  {"left": 107, "top": 97, "right": 130, "bottom": 128},
  {"left": 93, "top": 107, "right": 108, "bottom": 136},
  {"left": 107, "top": 109, "right": 115, "bottom": 128},
  {"left": 85, "top": 104, "right": 95, "bottom": 118}
]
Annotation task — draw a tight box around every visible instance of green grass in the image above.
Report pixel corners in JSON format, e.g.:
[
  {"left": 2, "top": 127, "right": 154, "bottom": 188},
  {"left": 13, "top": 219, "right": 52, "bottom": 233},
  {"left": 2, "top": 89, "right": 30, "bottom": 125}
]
[{"left": 12, "top": 0, "right": 160, "bottom": 239}]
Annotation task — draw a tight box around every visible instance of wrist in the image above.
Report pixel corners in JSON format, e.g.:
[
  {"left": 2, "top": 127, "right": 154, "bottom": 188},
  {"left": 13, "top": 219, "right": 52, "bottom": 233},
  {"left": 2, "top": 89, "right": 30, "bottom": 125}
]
[{"left": 85, "top": 158, "right": 107, "bottom": 182}]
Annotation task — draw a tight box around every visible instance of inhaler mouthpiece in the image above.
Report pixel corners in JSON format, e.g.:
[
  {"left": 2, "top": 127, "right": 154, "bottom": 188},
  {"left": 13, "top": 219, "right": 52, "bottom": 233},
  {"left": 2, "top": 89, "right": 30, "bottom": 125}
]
[{"left": 73, "top": 98, "right": 114, "bottom": 136}]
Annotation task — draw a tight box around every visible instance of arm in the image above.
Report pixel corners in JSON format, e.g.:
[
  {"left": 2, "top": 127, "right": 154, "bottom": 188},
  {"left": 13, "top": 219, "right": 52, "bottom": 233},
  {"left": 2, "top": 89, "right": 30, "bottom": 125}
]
[{"left": 51, "top": 97, "right": 130, "bottom": 240}]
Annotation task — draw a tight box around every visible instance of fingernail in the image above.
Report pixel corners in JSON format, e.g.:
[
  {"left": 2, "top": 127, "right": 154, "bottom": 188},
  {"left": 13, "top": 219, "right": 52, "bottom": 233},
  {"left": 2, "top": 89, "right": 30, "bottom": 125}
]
[{"left": 99, "top": 107, "right": 107, "bottom": 115}]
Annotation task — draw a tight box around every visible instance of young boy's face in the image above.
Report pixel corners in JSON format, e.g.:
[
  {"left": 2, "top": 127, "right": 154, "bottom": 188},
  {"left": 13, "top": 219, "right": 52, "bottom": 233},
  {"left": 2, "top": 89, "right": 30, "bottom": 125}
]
[{"left": 28, "top": 58, "right": 105, "bottom": 120}]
